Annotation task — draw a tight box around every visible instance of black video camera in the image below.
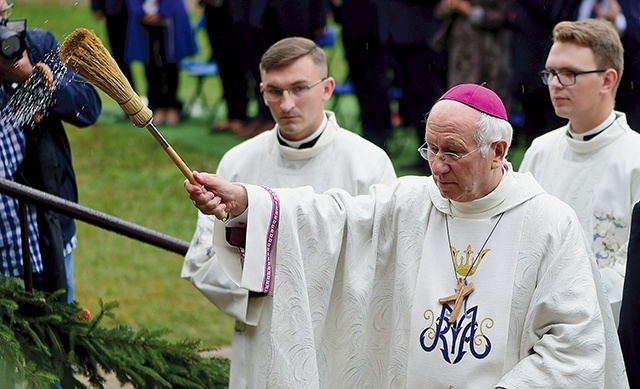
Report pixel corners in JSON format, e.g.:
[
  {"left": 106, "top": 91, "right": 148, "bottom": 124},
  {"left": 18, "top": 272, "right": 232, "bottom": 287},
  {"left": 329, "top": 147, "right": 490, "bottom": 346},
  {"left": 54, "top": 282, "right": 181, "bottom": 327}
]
[{"left": 0, "top": 18, "right": 26, "bottom": 61}]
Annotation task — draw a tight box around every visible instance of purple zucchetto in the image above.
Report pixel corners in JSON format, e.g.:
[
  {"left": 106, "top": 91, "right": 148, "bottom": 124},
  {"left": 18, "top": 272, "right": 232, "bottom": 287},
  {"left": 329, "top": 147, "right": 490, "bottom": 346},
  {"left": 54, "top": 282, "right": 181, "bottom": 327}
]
[{"left": 437, "top": 83, "right": 508, "bottom": 121}]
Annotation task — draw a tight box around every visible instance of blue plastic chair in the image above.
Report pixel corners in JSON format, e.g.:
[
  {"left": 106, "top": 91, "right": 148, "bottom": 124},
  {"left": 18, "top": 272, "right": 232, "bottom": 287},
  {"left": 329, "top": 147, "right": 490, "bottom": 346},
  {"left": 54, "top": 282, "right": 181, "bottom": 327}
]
[
  {"left": 315, "top": 26, "right": 357, "bottom": 124},
  {"left": 179, "top": 14, "right": 221, "bottom": 117}
]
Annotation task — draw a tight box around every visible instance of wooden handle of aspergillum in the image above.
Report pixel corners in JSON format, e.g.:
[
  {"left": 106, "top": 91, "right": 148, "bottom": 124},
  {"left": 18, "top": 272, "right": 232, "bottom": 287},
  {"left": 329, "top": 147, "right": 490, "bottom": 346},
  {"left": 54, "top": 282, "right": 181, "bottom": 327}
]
[
  {"left": 164, "top": 147, "right": 228, "bottom": 220},
  {"left": 164, "top": 146, "right": 197, "bottom": 185},
  {"left": 144, "top": 123, "right": 227, "bottom": 220}
]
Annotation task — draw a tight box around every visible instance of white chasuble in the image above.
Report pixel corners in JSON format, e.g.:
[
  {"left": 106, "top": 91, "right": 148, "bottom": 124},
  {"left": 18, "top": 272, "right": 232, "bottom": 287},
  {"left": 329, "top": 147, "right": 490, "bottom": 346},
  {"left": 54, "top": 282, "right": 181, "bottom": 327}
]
[
  {"left": 407, "top": 208, "right": 523, "bottom": 388},
  {"left": 219, "top": 174, "right": 628, "bottom": 388}
]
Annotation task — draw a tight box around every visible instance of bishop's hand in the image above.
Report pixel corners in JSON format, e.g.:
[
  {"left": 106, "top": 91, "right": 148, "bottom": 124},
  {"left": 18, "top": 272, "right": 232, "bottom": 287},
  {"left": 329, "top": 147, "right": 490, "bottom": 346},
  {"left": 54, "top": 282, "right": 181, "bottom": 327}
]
[{"left": 185, "top": 171, "right": 248, "bottom": 219}]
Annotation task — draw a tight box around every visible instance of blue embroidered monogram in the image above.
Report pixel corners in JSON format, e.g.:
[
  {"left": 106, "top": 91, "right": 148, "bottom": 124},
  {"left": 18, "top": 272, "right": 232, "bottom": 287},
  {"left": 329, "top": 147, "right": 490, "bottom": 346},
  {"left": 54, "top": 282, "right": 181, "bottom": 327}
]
[{"left": 406, "top": 207, "right": 524, "bottom": 386}]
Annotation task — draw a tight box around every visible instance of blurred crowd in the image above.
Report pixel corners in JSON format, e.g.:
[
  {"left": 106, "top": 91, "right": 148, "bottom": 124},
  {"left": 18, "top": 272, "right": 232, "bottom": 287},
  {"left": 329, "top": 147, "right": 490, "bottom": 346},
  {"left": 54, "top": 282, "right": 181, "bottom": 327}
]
[{"left": 90, "top": 0, "right": 640, "bottom": 157}]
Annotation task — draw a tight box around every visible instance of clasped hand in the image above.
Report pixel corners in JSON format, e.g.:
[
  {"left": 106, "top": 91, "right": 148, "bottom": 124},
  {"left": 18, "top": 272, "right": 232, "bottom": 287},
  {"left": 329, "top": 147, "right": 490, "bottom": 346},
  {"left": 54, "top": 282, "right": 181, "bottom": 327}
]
[{"left": 184, "top": 171, "right": 248, "bottom": 219}]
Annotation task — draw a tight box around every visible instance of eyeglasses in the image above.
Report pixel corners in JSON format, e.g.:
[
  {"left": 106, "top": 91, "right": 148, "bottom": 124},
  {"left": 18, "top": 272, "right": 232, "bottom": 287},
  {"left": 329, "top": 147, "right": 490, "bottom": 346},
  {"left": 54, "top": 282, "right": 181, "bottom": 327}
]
[
  {"left": 0, "top": 2, "right": 13, "bottom": 18},
  {"left": 262, "top": 77, "right": 327, "bottom": 102},
  {"left": 539, "top": 69, "right": 606, "bottom": 86},
  {"left": 417, "top": 142, "right": 480, "bottom": 164}
]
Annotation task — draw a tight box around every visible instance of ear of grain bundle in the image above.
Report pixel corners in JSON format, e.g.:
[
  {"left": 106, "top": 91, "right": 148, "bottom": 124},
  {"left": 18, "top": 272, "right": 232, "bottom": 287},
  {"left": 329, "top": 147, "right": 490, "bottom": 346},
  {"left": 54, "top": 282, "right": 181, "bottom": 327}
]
[{"left": 59, "top": 28, "right": 152, "bottom": 127}]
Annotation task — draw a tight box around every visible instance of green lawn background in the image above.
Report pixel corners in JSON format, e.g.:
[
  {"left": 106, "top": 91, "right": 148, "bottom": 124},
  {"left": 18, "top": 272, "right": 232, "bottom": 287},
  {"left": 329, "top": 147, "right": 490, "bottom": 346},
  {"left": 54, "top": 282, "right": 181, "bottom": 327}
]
[
  {"left": 19, "top": 2, "right": 239, "bottom": 348},
  {"left": 13, "top": 2, "right": 526, "bottom": 350}
]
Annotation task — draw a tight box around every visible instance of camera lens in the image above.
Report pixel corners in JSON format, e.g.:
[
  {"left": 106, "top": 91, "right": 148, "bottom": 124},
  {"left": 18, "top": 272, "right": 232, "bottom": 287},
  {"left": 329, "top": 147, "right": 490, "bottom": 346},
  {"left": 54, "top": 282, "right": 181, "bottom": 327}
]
[{"left": 0, "top": 26, "right": 24, "bottom": 60}]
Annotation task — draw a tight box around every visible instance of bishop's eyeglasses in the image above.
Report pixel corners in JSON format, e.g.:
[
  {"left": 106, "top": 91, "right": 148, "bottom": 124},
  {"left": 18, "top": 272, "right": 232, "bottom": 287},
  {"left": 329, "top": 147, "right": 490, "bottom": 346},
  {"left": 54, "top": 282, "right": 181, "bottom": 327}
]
[
  {"left": 539, "top": 69, "right": 606, "bottom": 86},
  {"left": 417, "top": 142, "right": 480, "bottom": 164},
  {"left": 262, "top": 78, "right": 327, "bottom": 102}
]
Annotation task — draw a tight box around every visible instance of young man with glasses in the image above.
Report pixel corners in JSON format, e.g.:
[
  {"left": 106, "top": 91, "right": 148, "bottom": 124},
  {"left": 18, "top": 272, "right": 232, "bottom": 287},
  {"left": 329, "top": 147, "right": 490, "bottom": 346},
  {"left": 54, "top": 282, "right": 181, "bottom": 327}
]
[
  {"left": 185, "top": 83, "right": 627, "bottom": 388},
  {"left": 181, "top": 36, "right": 396, "bottom": 388},
  {"left": 519, "top": 18, "right": 640, "bottom": 325}
]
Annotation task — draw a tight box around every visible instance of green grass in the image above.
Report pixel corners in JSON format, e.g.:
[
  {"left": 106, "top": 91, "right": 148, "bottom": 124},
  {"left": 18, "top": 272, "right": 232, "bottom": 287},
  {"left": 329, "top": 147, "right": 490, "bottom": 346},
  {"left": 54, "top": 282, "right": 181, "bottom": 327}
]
[
  {"left": 67, "top": 119, "right": 238, "bottom": 347},
  {"left": 14, "top": 2, "right": 527, "bottom": 350},
  {"left": 18, "top": 2, "right": 238, "bottom": 348}
]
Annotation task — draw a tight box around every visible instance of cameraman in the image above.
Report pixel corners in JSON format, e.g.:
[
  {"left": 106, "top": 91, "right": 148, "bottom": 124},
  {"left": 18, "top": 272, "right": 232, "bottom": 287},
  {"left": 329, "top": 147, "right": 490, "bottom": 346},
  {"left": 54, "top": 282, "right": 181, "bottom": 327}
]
[{"left": 0, "top": 0, "right": 101, "bottom": 305}]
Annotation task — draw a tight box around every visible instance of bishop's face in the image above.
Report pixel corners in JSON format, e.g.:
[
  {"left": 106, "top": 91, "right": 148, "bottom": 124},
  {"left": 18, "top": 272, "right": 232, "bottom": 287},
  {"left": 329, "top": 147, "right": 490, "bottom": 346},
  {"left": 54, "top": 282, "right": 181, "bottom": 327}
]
[{"left": 425, "top": 100, "right": 503, "bottom": 202}]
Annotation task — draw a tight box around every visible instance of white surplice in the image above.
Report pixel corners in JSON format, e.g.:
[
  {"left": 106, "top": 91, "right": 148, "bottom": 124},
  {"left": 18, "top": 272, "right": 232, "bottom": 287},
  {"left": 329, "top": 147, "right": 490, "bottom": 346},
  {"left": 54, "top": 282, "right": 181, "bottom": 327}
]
[
  {"left": 181, "top": 111, "right": 397, "bottom": 387},
  {"left": 520, "top": 111, "right": 640, "bottom": 323},
  {"left": 224, "top": 168, "right": 628, "bottom": 388}
]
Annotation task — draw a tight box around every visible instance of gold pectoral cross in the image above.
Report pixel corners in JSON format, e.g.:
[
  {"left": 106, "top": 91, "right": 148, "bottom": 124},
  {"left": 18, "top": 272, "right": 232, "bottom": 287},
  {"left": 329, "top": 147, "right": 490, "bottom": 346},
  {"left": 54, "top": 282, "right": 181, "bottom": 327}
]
[{"left": 438, "top": 277, "right": 475, "bottom": 324}]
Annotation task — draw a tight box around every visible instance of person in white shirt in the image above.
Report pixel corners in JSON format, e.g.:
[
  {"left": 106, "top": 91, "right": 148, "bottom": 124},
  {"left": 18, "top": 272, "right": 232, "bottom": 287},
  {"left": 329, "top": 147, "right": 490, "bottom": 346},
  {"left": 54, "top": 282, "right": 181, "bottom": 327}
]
[
  {"left": 186, "top": 83, "right": 628, "bottom": 388},
  {"left": 181, "top": 36, "right": 396, "bottom": 388},
  {"left": 519, "top": 19, "right": 640, "bottom": 324}
]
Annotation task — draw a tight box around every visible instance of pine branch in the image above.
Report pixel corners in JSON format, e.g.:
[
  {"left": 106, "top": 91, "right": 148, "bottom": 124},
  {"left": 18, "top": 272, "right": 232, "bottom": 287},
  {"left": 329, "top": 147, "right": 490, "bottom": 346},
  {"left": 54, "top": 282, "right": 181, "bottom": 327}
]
[{"left": 0, "top": 276, "right": 230, "bottom": 388}]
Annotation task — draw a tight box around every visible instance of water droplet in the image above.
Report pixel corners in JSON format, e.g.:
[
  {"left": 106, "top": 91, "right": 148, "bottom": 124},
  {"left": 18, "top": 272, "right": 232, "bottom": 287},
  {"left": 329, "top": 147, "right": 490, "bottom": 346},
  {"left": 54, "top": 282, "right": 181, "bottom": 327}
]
[{"left": 3, "top": 47, "right": 71, "bottom": 129}]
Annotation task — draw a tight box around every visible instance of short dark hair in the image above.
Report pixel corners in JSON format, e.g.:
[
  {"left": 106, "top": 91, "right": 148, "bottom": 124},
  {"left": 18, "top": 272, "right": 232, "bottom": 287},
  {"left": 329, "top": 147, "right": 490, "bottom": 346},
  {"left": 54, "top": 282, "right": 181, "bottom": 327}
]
[{"left": 259, "top": 37, "right": 327, "bottom": 76}]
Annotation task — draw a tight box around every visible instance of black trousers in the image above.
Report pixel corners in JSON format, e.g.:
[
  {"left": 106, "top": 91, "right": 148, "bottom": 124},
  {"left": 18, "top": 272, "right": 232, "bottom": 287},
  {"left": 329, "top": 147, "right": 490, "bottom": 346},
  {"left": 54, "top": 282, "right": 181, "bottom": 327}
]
[
  {"left": 342, "top": 33, "right": 392, "bottom": 149},
  {"left": 204, "top": 3, "right": 250, "bottom": 121},
  {"left": 144, "top": 25, "right": 181, "bottom": 111},
  {"left": 389, "top": 44, "right": 447, "bottom": 141},
  {"left": 105, "top": 8, "right": 134, "bottom": 90}
]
